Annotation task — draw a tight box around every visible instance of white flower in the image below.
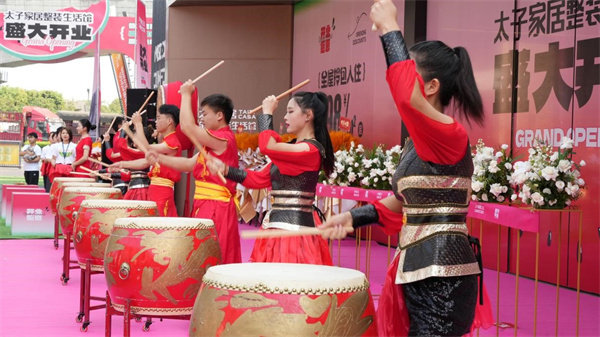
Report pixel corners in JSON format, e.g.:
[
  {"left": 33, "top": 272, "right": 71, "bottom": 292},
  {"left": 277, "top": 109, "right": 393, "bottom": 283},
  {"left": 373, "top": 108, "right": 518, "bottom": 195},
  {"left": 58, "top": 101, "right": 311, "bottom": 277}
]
[
  {"left": 511, "top": 194, "right": 518, "bottom": 201},
  {"left": 488, "top": 161, "right": 499, "bottom": 173},
  {"left": 579, "top": 160, "right": 586, "bottom": 167},
  {"left": 471, "top": 194, "right": 478, "bottom": 201},
  {"left": 481, "top": 194, "right": 488, "bottom": 201},
  {"left": 549, "top": 200, "right": 557, "bottom": 206},
  {"left": 504, "top": 163, "right": 512, "bottom": 170},
  {"left": 550, "top": 152, "right": 559, "bottom": 162},
  {"left": 555, "top": 180, "right": 565, "bottom": 191},
  {"left": 495, "top": 151, "right": 503, "bottom": 158},
  {"left": 541, "top": 166, "right": 559, "bottom": 181},
  {"left": 531, "top": 192, "right": 545, "bottom": 205},
  {"left": 543, "top": 188, "right": 552, "bottom": 194},
  {"left": 471, "top": 181, "right": 484, "bottom": 193},
  {"left": 502, "top": 186, "right": 508, "bottom": 193},
  {"left": 497, "top": 195, "right": 505, "bottom": 202},
  {"left": 573, "top": 170, "right": 581, "bottom": 178},
  {"left": 528, "top": 148, "right": 536, "bottom": 155},
  {"left": 473, "top": 165, "right": 485, "bottom": 176},
  {"left": 330, "top": 172, "right": 338, "bottom": 179},
  {"left": 569, "top": 183, "right": 580, "bottom": 195},
  {"left": 501, "top": 144, "right": 509, "bottom": 150},
  {"left": 489, "top": 183, "right": 504, "bottom": 197},
  {"left": 557, "top": 160, "right": 572, "bottom": 173},
  {"left": 354, "top": 162, "right": 359, "bottom": 168},
  {"left": 374, "top": 177, "right": 379, "bottom": 183},
  {"left": 522, "top": 184, "right": 531, "bottom": 197},
  {"left": 577, "top": 178, "right": 585, "bottom": 186},
  {"left": 361, "top": 178, "right": 369, "bottom": 186},
  {"left": 348, "top": 172, "right": 356, "bottom": 182},
  {"left": 560, "top": 137, "right": 574, "bottom": 149},
  {"left": 566, "top": 200, "right": 572, "bottom": 206}
]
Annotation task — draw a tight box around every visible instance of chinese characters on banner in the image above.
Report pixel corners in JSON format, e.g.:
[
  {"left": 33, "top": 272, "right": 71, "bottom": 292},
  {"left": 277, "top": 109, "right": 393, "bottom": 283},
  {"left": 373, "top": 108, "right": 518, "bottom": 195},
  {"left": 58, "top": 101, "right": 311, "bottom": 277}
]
[
  {"left": 0, "top": 0, "right": 109, "bottom": 61},
  {"left": 135, "top": 0, "right": 150, "bottom": 88}
]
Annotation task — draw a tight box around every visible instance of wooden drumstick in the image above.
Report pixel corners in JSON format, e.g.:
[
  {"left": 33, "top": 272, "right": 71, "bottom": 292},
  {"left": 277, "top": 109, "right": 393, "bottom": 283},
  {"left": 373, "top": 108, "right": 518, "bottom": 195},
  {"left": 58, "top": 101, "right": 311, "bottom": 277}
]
[
  {"left": 125, "top": 109, "right": 147, "bottom": 120},
  {"left": 80, "top": 166, "right": 113, "bottom": 181},
  {"left": 178, "top": 60, "right": 225, "bottom": 93},
  {"left": 240, "top": 228, "right": 324, "bottom": 239},
  {"left": 247, "top": 79, "right": 311, "bottom": 115},
  {"left": 136, "top": 92, "right": 154, "bottom": 115},
  {"left": 70, "top": 171, "right": 93, "bottom": 177},
  {"left": 102, "top": 116, "right": 118, "bottom": 144},
  {"left": 121, "top": 124, "right": 149, "bottom": 153},
  {"left": 87, "top": 157, "right": 128, "bottom": 174}
]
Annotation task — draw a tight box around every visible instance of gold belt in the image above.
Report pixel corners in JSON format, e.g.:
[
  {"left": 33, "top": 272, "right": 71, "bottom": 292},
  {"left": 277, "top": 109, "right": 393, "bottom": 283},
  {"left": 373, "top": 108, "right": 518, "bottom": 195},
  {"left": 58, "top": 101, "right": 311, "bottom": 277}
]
[
  {"left": 194, "top": 181, "right": 240, "bottom": 211},
  {"left": 150, "top": 177, "right": 174, "bottom": 188}
]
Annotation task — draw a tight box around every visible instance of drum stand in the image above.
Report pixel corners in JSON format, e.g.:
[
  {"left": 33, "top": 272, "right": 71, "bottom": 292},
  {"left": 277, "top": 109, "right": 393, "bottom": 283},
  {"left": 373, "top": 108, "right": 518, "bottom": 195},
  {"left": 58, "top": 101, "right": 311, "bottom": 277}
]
[
  {"left": 60, "top": 231, "right": 79, "bottom": 285},
  {"left": 105, "top": 292, "right": 190, "bottom": 337},
  {"left": 53, "top": 214, "right": 60, "bottom": 249},
  {"left": 76, "top": 260, "right": 106, "bottom": 332}
]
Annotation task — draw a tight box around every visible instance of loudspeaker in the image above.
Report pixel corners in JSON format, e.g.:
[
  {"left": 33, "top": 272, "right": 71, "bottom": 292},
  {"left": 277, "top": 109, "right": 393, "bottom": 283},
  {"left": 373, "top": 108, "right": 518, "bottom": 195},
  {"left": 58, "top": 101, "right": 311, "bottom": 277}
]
[{"left": 126, "top": 88, "right": 157, "bottom": 124}]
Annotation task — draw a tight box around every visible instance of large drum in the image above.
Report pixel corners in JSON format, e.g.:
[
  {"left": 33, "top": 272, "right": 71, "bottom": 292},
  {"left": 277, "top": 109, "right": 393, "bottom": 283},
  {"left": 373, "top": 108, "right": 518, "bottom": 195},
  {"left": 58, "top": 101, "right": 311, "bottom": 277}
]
[
  {"left": 104, "top": 217, "right": 221, "bottom": 315},
  {"left": 49, "top": 177, "right": 95, "bottom": 214},
  {"left": 189, "top": 263, "right": 378, "bottom": 337},
  {"left": 58, "top": 187, "right": 122, "bottom": 236},
  {"left": 73, "top": 200, "right": 158, "bottom": 271}
]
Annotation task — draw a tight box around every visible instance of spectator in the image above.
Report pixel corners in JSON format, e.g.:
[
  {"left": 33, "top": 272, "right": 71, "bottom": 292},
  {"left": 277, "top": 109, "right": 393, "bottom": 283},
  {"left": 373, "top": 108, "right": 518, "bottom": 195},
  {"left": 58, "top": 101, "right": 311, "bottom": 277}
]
[{"left": 19, "top": 132, "right": 42, "bottom": 185}]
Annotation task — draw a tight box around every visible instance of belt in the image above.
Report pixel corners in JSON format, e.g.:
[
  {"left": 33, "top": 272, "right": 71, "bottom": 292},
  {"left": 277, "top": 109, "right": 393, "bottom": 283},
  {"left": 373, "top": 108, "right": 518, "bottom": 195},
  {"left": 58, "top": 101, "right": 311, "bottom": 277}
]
[
  {"left": 194, "top": 181, "right": 239, "bottom": 211},
  {"left": 150, "top": 177, "right": 175, "bottom": 188}
]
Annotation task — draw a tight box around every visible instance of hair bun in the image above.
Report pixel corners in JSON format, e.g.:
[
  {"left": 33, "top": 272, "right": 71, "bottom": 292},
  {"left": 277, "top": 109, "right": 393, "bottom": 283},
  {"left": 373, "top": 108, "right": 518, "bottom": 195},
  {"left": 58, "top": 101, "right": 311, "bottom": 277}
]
[{"left": 90, "top": 125, "right": 97, "bottom": 131}]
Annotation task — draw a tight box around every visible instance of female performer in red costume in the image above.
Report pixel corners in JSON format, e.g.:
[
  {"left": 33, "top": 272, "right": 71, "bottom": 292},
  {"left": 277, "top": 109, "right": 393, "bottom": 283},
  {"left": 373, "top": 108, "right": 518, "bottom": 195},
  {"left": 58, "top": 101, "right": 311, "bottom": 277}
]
[
  {"left": 208, "top": 92, "right": 335, "bottom": 265},
  {"left": 71, "top": 119, "right": 95, "bottom": 173},
  {"left": 320, "top": 1, "right": 494, "bottom": 336}
]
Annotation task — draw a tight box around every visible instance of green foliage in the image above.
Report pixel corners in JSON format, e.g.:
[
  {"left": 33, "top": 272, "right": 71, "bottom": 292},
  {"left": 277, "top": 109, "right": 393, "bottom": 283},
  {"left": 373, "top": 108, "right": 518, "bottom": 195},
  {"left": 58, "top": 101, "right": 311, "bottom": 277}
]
[{"left": 0, "top": 86, "right": 66, "bottom": 112}]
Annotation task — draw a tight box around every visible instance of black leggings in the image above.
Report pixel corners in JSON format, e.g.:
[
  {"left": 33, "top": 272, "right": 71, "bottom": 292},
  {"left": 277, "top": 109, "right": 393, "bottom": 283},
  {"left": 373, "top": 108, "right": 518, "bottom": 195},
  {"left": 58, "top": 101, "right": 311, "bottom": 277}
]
[{"left": 402, "top": 275, "right": 478, "bottom": 337}]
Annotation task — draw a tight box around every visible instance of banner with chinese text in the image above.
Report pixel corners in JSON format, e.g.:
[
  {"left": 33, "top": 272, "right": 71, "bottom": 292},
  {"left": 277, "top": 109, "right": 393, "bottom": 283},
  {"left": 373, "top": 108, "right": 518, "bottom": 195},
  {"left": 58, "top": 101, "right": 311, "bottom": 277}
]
[
  {"left": 0, "top": 0, "right": 109, "bottom": 61},
  {"left": 135, "top": 0, "right": 150, "bottom": 88}
]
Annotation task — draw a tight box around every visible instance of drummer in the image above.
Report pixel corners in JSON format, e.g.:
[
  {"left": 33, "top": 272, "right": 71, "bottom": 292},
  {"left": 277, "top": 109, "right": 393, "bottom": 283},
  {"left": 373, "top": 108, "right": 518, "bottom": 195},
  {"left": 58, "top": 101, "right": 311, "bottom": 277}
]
[
  {"left": 146, "top": 81, "right": 241, "bottom": 264},
  {"left": 109, "top": 105, "right": 181, "bottom": 216}
]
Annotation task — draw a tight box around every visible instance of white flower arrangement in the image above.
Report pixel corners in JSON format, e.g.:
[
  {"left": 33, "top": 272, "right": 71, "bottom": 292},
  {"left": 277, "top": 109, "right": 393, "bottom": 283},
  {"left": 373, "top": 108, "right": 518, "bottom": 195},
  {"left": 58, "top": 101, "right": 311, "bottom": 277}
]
[
  {"left": 470, "top": 139, "right": 514, "bottom": 203},
  {"left": 320, "top": 142, "right": 402, "bottom": 190},
  {"left": 510, "top": 137, "right": 585, "bottom": 209}
]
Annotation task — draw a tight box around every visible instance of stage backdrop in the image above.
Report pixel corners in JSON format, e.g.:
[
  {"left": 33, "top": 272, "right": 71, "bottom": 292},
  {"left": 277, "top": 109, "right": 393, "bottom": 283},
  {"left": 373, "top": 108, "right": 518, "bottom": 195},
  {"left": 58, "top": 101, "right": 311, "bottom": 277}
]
[
  {"left": 292, "top": 0, "right": 406, "bottom": 148},
  {"left": 427, "top": 0, "right": 599, "bottom": 294}
]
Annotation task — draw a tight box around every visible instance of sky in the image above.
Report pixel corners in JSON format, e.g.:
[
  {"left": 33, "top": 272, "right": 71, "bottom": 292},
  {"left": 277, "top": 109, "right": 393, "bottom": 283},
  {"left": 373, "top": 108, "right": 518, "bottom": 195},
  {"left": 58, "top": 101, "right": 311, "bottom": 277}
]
[{"left": 1, "top": 55, "right": 126, "bottom": 104}]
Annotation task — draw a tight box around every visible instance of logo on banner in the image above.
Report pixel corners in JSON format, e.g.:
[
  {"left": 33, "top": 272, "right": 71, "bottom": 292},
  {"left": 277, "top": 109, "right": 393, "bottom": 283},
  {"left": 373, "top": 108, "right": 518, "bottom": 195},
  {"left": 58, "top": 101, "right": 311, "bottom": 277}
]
[
  {"left": 339, "top": 116, "right": 351, "bottom": 132},
  {"left": 348, "top": 12, "right": 368, "bottom": 46},
  {"left": 319, "top": 19, "right": 335, "bottom": 53},
  {"left": 0, "top": 0, "right": 110, "bottom": 61}
]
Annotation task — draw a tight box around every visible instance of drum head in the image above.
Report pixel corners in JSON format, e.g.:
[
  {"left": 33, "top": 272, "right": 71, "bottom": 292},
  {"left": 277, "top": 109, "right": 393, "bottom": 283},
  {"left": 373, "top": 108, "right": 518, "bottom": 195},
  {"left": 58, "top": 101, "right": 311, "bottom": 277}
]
[
  {"left": 80, "top": 199, "right": 157, "bottom": 209},
  {"left": 203, "top": 263, "right": 369, "bottom": 295},
  {"left": 62, "top": 187, "right": 122, "bottom": 195},
  {"left": 113, "top": 216, "right": 214, "bottom": 229}
]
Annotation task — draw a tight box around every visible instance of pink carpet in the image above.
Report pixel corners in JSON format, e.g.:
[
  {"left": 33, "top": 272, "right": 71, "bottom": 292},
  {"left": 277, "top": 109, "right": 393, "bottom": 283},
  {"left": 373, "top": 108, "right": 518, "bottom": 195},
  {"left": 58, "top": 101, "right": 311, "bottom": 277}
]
[{"left": 0, "top": 223, "right": 598, "bottom": 337}]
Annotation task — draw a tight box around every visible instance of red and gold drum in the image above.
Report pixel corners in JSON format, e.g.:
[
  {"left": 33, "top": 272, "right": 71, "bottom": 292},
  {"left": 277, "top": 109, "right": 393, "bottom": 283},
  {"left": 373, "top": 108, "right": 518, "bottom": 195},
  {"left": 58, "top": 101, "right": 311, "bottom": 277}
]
[
  {"left": 73, "top": 200, "right": 158, "bottom": 271},
  {"left": 58, "top": 187, "right": 122, "bottom": 236},
  {"left": 49, "top": 177, "right": 95, "bottom": 214},
  {"left": 189, "top": 263, "right": 378, "bottom": 337},
  {"left": 104, "top": 217, "right": 221, "bottom": 315}
]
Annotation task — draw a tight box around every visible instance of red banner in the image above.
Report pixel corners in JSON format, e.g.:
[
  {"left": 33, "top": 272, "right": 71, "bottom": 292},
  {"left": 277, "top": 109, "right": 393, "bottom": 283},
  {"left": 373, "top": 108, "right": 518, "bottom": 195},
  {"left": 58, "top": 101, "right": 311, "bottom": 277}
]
[
  {"left": 110, "top": 54, "right": 130, "bottom": 114},
  {"left": 0, "top": 0, "right": 109, "bottom": 61}
]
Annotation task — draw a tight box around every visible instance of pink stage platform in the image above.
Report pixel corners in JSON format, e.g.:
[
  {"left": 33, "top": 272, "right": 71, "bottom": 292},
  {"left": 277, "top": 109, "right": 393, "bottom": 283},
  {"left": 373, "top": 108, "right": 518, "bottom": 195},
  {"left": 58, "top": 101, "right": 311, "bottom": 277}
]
[{"left": 0, "top": 223, "right": 598, "bottom": 337}]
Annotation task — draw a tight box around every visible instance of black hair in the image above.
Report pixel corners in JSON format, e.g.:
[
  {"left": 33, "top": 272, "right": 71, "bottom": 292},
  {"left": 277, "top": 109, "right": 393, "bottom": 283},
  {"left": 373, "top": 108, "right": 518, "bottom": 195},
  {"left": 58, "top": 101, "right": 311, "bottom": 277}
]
[
  {"left": 55, "top": 127, "right": 64, "bottom": 139},
  {"left": 27, "top": 132, "right": 38, "bottom": 139},
  {"left": 112, "top": 116, "right": 124, "bottom": 132},
  {"left": 79, "top": 118, "right": 97, "bottom": 132},
  {"left": 158, "top": 104, "right": 180, "bottom": 126},
  {"left": 292, "top": 91, "right": 335, "bottom": 177},
  {"left": 61, "top": 127, "right": 73, "bottom": 143},
  {"left": 409, "top": 41, "right": 484, "bottom": 125},
  {"left": 201, "top": 94, "right": 234, "bottom": 124},
  {"left": 49, "top": 131, "right": 56, "bottom": 140}
]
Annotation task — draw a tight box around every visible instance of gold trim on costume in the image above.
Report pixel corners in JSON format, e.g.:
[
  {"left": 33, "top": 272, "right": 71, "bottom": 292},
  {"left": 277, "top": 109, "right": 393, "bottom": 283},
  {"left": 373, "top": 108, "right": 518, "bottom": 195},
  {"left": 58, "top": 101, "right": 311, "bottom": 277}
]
[
  {"left": 397, "top": 175, "right": 471, "bottom": 192},
  {"left": 272, "top": 197, "right": 315, "bottom": 206},
  {"left": 194, "top": 181, "right": 239, "bottom": 210},
  {"left": 150, "top": 177, "right": 175, "bottom": 188},
  {"left": 201, "top": 279, "right": 370, "bottom": 295},
  {"left": 395, "top": 258, "right": 481, "bottom": 284},
  {"left": 402, "top": 206, "right": 469, "bottom": 215},
  {"left": 399, "top": 224, "right": 469, "bottom": 248}
]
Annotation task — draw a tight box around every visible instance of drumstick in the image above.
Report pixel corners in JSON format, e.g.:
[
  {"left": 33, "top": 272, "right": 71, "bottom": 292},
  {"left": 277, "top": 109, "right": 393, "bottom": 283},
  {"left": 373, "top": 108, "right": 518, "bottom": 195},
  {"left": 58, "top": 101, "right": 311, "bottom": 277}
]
[
  {"left": 136, "top": 92, "right": 154, "bottom": 115},
  {"left": 70, "top": 171, "right": 93, "bottom": 177},
  {"left": 240, "top": 228, "right": 324, "bottom": 239},
  {"left": 178, "top": 60, "right": 225, "bottom": 93},
  {"left": 80, "top": 166, "right": 113, "bottom": 181},
  {"left": 102, "top": 116, "right": 118, "bottom": 144},
  {"left": 125, "top": 109, "right": 147, "bottom": 120},
  {"left": 247, "top": 79, "right": 311, "bottom": 115},
  {"left": 121, "top": 124, "right": 149, "bottom": 153},
  {"left": 87, "top": 157, "right": 128, "bottom": 174}
]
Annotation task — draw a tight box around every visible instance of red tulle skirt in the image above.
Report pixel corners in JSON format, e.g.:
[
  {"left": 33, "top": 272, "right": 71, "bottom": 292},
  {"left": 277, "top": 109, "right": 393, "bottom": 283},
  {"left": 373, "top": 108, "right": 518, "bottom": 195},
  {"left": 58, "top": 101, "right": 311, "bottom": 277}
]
[
  {"left": 377, "top": 251, "right": 495, "bottom": 337},
  {"left": 250, "top": 228, "right": 333, "bottom": 265},
  {"left": 123, "top": 187, "right": 150, "bottom": 201}
]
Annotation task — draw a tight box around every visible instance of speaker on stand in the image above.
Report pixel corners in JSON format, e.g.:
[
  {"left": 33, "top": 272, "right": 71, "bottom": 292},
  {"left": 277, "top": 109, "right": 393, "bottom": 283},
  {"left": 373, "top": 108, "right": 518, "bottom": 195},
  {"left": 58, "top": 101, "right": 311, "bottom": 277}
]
[{"left": 126, "top": 88, "right": 157, "bottom": 126}]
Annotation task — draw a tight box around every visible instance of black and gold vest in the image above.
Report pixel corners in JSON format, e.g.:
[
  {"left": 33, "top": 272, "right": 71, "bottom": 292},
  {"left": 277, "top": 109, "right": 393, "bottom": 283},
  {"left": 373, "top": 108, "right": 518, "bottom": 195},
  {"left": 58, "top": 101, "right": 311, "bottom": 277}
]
[
  {"left": 264, "top": 139, "right": 324, "bottom": 229},
  {"left": 392, "top": 140, "right": 480, "bottom": 283}
]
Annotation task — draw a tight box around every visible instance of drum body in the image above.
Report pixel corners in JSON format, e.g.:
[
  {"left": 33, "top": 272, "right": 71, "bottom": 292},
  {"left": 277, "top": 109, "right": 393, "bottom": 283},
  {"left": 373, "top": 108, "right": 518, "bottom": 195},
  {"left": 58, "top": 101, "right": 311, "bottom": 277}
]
[
  {"left": 49, "top": 177, "right": 95, "bottom": 214},
  {"left": 58, "top": 187, "right": 122, "bottom": 236},
  {"left": 104, "top": 217, "right": 221, "bottom": 315},
  {"left": 189, "top": 263, "right": 378, "bottom": 337},
  {"left": 74, "top": 200, "right": 158, "bottom": 271}
]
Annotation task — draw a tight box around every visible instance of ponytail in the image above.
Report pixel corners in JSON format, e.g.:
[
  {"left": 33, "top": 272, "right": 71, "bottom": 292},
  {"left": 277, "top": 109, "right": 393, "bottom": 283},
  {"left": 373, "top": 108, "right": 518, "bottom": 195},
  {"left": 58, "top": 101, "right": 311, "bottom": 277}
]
[
  {"left": 79, "top": 119, "right": 96, "bottom": 132},
  {"left": 453, "top": 47, "right": 484, "bottom": 126},
  {"left": 293, "top": 91, "right": 335, "bottom": 177}
]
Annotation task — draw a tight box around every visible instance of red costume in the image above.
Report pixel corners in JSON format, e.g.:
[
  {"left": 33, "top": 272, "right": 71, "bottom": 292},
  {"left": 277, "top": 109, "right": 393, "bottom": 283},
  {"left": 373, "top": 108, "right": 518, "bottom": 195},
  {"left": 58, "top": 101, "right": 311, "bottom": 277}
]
[
  {"left": 148, "top": 132, "right": 181, "bottom": 216},
  {"left": 192, "top": 126, "right": 241, "bottom": 264},
  {"left": 74, "top": 137, "right": 93, "bottom": 173}
]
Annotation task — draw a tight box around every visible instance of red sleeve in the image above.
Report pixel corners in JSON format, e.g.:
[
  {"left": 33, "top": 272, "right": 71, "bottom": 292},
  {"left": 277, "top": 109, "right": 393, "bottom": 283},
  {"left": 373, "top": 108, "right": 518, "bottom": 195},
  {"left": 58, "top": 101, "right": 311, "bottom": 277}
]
[
  {"left": 258, "top": 130, "right": 321, "bottom": 176},
  {"left": 386, "top": 60, "right": 468, "bottom": 165},
  {"left": 373, "top": 200, "right": 404, "bottom": 236},
  {"left": 237, "top": 163, "right": 273, "bottom": 189}
]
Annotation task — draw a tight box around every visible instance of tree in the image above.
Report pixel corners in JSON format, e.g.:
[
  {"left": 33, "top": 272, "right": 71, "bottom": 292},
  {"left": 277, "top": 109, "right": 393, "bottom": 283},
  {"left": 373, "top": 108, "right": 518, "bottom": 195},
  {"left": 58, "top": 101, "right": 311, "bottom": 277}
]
[
  {"left": 0, "top": 86, "right": 66, "bottom": 112},
  {"left": 0, "top": 86, "right": 29, "bottom": 111},
  {"left": 108, "top": 98, "right": 123, "bottom": 114}
]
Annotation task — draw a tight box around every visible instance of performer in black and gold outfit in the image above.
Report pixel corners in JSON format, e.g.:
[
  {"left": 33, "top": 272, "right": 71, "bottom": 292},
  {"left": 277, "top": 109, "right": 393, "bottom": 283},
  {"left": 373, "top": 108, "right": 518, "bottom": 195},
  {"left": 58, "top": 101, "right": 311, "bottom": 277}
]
[
  {"left": 320, "top": 1, "right": 493, "bottom": 336},
  {"left": 208, "top": 92, "right": 335, "bottom": 265}
]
